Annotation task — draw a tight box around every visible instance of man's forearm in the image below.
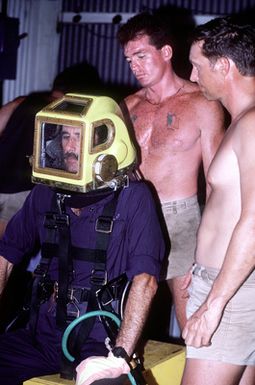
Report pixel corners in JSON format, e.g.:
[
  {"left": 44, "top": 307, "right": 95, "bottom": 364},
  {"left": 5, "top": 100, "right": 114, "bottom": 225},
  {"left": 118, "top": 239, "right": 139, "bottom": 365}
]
[
  {"left": 0, "top": 255, "right": 13, "bottom": 296},
  {"left": 183, "top": 217, "right": 255, "bottom": 347},
  {"left": 115, "top": 273, "right": 157, "bottom": 356}
]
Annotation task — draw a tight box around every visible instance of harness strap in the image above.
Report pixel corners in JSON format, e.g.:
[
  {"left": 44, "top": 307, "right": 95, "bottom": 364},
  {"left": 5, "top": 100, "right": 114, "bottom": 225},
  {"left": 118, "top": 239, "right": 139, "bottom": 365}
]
[
  {"left": 56, "top": 212, "right": 71, "bottom": 330},
  {"left": 42, "top": 243, "right": 107, "bottom": 262},
  {"left": 67, "top": 189, "right": 122, "bottom": 370},
  {"left": 96, "top": 273, "right": 129, "bottom": 344},
  {"left": 30, "top": 188, "right": 122, "bottom": 379}
]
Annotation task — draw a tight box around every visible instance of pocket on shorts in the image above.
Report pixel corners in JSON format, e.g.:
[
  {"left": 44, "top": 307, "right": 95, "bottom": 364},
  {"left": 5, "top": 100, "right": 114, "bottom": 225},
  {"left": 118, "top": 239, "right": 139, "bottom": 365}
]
[{"left": 187, "top": 274, "right": 211, "bottom": 318}]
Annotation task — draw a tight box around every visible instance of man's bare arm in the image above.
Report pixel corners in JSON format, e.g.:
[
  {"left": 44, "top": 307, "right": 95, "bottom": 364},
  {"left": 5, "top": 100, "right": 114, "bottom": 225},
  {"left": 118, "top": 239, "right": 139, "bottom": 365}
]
[
  {"left": 115, "top": 272, "right": 158, "bottom": 355},
  {"left": 75, "top": 273, "right": 158, "bottom": 384},
  {"left": 0, "top": 255, "right": 13, "bottom": 296},
  {"left": 183, "top": 213, "right": 255, "bottom": 348},
  {"left": 0, "top": 97, "right": 25, "bottom": 136},
  {"left": 183, "top": 112, "right": 255, "bottom": 347}
]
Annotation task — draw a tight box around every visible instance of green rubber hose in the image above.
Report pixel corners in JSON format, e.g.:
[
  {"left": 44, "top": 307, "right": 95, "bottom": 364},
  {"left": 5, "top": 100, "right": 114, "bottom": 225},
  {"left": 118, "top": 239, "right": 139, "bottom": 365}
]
[{"left": 61, "top": 310, "right": 137, "bottom": 385}]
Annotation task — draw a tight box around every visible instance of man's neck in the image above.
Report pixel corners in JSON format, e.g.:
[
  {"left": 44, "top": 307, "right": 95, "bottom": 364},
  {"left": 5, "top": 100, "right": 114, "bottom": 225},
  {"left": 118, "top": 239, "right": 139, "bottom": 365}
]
[
  {"left": 143, "top": 76, "right": 185, "bottom": 105},
  {"left": 223, "top": 76, "right": 255, "bottom": 119}
]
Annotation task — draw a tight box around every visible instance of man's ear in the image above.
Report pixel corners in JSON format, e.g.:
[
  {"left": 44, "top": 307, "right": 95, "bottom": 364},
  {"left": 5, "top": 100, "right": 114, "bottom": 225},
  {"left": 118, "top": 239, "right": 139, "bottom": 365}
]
[
  {"left": 161, "top": 45, "right": 172, "bottom": 61},
  {"left": 214, "top": 57, "right": 230, "bottom": 76}
]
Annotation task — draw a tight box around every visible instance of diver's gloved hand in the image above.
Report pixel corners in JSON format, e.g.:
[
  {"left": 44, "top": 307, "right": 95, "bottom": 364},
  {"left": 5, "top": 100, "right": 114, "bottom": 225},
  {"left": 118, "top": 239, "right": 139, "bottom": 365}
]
[{"left": 75, "top": 352, "right": 130, "bottom": 385}]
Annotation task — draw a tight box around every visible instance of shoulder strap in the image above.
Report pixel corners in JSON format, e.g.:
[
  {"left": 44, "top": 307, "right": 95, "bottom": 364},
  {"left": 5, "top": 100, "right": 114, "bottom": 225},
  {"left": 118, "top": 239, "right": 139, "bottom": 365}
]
[{"left": 60, "top": 188, "right": 122, "bottom": 379}]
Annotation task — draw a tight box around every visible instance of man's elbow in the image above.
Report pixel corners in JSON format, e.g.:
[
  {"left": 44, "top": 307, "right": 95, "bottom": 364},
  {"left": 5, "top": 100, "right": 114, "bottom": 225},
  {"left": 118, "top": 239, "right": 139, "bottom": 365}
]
[
  {"left": 133, "top": 272, "right": 158, "bottom": 296},
  {"left": 0, "top": 256, "right": 13, "bottom": 295}
]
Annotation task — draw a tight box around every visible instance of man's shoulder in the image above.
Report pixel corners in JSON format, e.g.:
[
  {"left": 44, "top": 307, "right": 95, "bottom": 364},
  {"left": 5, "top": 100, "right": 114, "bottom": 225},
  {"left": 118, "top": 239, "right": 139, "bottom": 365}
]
[
  {"left": 183, "top": 82, "right": 223, "bottom": 114},
  {"left": 182, "top": 82, "right": 207, "bottom": 102},
  {"left": 121, "top": 180, "right": 153, "bottom": 201},
  {"left": 0, "top": 96, "right": 25, "bottom": 114},
  {"left": 235, "top": 105, "right": 255, "bottom": 132},
  {"left": 124, "top": 90, "right": 144, "bottom": 110},
  {"left": 122, "top": 179, "right": 146, "bottom": 191},
  {"left": 241, "top": 105, "right": 255, "bottom": 119},
  {"left": 29, "top": 184, "right": 54, "bottom": 201}
]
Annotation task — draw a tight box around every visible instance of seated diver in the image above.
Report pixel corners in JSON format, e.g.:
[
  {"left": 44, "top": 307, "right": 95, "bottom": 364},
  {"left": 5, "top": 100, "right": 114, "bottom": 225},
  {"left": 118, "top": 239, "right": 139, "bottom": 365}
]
[{"left": 0, "top": 93, "right": 165, "bottom": 385}]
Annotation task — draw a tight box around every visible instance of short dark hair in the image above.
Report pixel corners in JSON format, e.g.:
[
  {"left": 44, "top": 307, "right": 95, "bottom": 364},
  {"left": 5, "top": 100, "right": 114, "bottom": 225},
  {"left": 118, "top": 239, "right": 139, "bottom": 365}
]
[
  {"left": 53, "top": 62, "right": 103, "bottom": 94},
  {"left": 117, "top": 11, "right": 173, "bottom": 49},
  {"left": 191, "top": 16, "right": 255, "bottom": 76}
]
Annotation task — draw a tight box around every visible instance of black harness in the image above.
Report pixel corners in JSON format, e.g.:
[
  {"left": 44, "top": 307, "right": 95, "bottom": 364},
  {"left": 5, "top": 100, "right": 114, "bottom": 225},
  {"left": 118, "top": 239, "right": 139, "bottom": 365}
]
[
  {"left": 30, "top": 188, "right": 145, "bottom": 384},
  {"left": 31, "top": 189, "right": 122, "bottom": 378}
]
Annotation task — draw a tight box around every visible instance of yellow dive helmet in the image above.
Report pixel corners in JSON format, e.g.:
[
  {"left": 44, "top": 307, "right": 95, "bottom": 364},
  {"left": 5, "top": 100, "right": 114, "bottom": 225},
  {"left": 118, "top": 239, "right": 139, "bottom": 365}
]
[{"left": 32, "top": 93, "right": 137, "bottom": 192}]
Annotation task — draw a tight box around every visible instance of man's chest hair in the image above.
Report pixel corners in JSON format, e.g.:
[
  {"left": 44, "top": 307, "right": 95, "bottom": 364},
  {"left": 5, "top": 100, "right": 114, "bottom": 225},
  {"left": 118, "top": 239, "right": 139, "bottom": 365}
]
[
  {"left": 132, "top": 104, "right": 200, "bottom": 151},
  {"left": 131, "top": 96, "right": 197, "bottom": 129}
]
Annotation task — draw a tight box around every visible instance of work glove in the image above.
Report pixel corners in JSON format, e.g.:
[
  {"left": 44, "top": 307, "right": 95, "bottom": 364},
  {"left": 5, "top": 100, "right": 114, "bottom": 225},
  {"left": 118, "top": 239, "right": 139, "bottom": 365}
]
[{"left": 75, "top": 352, "right": 130, "bottom": 385}]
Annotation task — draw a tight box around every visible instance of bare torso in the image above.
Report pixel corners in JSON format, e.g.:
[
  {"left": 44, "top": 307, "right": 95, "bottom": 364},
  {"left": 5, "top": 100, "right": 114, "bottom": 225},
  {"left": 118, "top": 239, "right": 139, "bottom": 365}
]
[
  {"left": 125, "top": 82, "right": 221, "bottom": 202},
  {"left": 196, "top": 121, "right": 242, "bottom": 269}
]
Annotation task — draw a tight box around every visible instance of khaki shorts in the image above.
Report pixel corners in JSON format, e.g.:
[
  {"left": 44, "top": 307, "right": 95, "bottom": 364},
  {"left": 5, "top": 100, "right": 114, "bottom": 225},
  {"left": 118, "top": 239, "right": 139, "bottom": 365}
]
[
  {"left": 161, "top": 195, "right": 201, "bottom": 279},
  {"left": 186, "top": 264, "right": 255, "bottom": 366},
  {"left": 0, "top": 190, "right": 31, "bottom": 221}
]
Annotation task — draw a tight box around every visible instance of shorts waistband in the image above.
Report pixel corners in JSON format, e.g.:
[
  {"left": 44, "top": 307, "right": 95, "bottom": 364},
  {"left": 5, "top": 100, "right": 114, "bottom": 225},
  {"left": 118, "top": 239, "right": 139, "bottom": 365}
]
[
  {"left": 192, "top": 264, "right": 219, "bottom": 280},
  {"left": 161, "top": 195, "right": 198, "bottom": 210},
  {"left": 193, "top": 263, "right": 255, "bottom": 283}
]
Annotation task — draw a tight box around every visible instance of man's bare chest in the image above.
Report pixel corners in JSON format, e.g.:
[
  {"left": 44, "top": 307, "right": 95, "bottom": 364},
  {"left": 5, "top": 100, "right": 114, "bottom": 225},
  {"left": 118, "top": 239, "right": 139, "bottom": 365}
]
[
  {"left": 129, "top": 102, "right": 200, "bottom": 152},
  {"left": 207, "top": 130, "right": 238, "bottom": 189}
]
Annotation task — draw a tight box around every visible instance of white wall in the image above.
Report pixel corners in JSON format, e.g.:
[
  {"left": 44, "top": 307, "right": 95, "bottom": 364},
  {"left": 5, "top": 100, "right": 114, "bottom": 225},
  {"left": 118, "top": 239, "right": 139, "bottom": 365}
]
[
  {"left": 2, "top": 0, "right": 62, "bottom": 104},
  {"left": 1, "top": 0, "right": 215, "bottom": 105}
]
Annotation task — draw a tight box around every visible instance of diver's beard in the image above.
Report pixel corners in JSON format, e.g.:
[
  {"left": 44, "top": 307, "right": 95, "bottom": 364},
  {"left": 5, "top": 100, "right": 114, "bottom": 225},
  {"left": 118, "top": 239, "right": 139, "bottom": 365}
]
[
  {"left": 63, "top": 152, "right": 79, "bottom": 173},
  {"left": 64, "top": 152, "right": 79, "bottom": 161}
]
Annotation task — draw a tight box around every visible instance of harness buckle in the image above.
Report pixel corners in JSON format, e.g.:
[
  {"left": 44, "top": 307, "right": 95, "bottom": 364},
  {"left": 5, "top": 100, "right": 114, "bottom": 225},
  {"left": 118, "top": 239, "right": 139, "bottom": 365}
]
[
  {"left": 95, "top": 216, "right": 113, "bottom": 234},
  {"left": 34, "top": 261, "right": 49, "bottom": 277},
  {"left": 53, "top": 282, "right": 90, "bottom": 303},
  {"left": 66, "top": 302, "right": 80, "bottom": 322},
  {"left": 96, "top": 285, "right": 114, "bottom": 306},
  {"left": 53, "top": 281, "right": 59, "bottom": 300},
  {"left": 90, "top": 268, "right": 108, "bottom": 286},
  {"left": 44, "top": 212, "right": 70, "bottom": 229},
  {"left": 37, "top": 277, "right": 54, "bottom": 303}
]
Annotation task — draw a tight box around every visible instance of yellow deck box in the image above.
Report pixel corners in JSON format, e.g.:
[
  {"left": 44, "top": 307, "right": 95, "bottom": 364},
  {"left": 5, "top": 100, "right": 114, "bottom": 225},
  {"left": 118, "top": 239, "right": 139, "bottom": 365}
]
[{"left": 24, "top": 340, "right": 185, "bottom": 385}]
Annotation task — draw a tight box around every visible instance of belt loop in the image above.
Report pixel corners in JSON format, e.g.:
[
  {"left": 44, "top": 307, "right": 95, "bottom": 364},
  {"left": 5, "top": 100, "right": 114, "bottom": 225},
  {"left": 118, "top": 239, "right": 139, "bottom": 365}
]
[
  {"left": 191, "top": 263, "right": 197, "bottom": 274},
  {"left": 192, "top": 265, "right": 210, "bottom": 281}
]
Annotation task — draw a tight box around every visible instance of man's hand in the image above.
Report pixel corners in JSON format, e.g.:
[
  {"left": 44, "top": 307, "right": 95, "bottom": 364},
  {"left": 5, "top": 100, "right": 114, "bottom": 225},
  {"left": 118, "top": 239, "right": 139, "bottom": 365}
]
[
  {"left": 182, "top": 301, "right": 223, "bottom": 348},
  {"left": 75, "top": 353, "right": 130, "bottom": 385},
  {"left": 180, "top": 269, "right": 192, "bottom": 299}
]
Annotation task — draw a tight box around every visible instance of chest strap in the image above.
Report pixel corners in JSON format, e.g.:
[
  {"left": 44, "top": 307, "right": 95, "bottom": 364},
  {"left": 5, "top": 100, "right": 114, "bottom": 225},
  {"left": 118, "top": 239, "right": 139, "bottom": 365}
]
[
  {"left": 33, "top": 189, "right": 121, "bottom": 379},
  {"left": 63, "top": 189, "right": 122, "bottom": 379}
]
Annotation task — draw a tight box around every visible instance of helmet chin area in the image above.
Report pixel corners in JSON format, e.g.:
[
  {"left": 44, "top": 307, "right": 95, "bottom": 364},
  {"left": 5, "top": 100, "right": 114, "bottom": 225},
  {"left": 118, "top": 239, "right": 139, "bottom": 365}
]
[{"left": 32, "top": 94, "right": 137, "bottom": 193}]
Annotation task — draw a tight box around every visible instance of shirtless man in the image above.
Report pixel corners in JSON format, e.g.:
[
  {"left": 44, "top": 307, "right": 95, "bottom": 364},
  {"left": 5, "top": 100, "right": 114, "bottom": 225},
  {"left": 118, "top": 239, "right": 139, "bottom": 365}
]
[
  {"left": 181, "top": 16, "right": 255, "bottom": 385},
  {"left": 117, "top": 12, "right": 225, "bottom": 330}
]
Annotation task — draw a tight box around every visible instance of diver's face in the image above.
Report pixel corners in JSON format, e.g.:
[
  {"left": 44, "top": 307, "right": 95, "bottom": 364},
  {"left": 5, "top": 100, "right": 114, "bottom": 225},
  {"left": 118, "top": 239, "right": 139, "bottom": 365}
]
[{"left": 61, "top": 126, "right": 81, "bottom": 173}]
